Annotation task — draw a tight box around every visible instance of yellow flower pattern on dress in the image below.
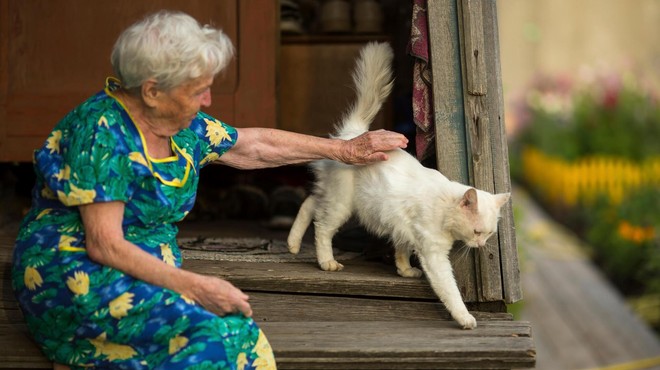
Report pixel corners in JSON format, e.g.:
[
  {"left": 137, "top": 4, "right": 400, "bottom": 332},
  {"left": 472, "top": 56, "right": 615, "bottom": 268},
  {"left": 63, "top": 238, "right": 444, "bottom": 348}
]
[
  {"left": 57, "top": 183, "right": 97, "bottom": 205},
  {"left": 168, "top": 335, "right": 189, "bottom": 355},
  {"left": 58, "top": 235, "right": 78, "bottom": 249},
  {"left": 251, "top": 331, "right": 277, "bottom": 370},
  {"left": 54, "top": 165, "right": 71, "bottom": 182},
  {"left": 181, "top": 295, "right": 196, "bottom": 305},
  {"left": 41, "top": 186, "right": 57, "bottom": 200},
  {"left": 46, "top": 130, "right": 62, "bottom": 154},
  {"left": 160, "top": 243, "right": 176, "bottom": 266},
  {"left": 89, "top": 332, "right": 137, "bottom": 361},
  {"left": 66, "top": 271, "right": 90, "bottom": 296},
  {"left": 237, "top": 352, "right": 248, "bottom": 370},
  {"left": 35, "top": 209, "right": 51, "bottom": 220},
  {"left": 200, "top": 152, "right": 220, "bottom": 166},
  {"left": 109, "top": 292, "right": 134, "bottom": 319},
  {"left": 204, "top": 117, "right": 233, "bottom": 147},
  {"left": 24, "top": 266, "right": 43, "bottom": 291},
  {"left": 128, "top": 152, "right": 149, "bottom": 167},
  {"left": 98, "top": 116, "right": 109, "bottom": 128}
]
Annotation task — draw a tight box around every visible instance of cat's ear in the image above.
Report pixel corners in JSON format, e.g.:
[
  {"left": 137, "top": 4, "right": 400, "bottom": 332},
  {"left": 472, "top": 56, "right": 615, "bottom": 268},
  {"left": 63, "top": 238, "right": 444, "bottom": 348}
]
[
  {"left": 459, "top": 188, "right": 478, "bottom": 212},
  {"left": 494, "top": 192, "right": 511, "bottom": 209}
]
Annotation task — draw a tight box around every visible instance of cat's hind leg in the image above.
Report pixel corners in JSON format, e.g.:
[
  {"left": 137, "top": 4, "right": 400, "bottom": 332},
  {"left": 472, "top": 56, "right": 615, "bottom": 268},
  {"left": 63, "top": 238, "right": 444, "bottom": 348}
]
[
  {"left": 287, "top": 195, "right": 316, "bottom": 254},
  {"left": 394, "top": 247, "right": 423, "bottom": 278}
]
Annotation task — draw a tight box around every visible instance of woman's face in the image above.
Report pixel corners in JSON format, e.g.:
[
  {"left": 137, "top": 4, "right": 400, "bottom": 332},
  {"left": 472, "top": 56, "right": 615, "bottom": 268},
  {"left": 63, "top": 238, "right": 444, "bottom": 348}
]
[{"left": 154, "top": 76, "right": 213, "bottom": 135}]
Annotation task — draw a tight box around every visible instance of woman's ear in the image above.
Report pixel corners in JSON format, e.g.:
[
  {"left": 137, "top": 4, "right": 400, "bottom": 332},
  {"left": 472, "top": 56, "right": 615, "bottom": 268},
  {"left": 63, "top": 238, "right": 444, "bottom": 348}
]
[{"left": 141, "top": 79, "right": 161, "bottom": 108}]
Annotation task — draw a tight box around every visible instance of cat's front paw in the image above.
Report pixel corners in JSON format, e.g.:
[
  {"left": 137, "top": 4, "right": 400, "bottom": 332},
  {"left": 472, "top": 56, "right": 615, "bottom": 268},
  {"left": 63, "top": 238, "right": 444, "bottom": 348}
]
[
  {"left": 319, "top": 260, "right": 344, "bottom": 272},
  {"left": 397, "top": 267, "right": 423, "bottom": 278},
  {"left": 455, "top": 312, "right": 477, "bottom": 330},
  {"left": 287, "top": 242, "right": 300, "bottom": 255}
]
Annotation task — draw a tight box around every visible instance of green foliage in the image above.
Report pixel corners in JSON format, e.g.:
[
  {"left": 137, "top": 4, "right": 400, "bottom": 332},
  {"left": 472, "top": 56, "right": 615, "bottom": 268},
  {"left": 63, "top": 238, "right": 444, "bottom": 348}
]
[{"left": 510, "top": 71, "right": 660, "bottom": 309}]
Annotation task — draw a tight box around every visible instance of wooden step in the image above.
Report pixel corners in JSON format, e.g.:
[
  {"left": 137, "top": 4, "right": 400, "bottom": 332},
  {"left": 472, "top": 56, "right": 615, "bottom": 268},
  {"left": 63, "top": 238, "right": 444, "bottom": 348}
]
[
  {"left": 261, "top": 320, "right": 534, "bottom": 369},
  {"left": 0, "top": 234, "right": 536, "bottom": 369}
]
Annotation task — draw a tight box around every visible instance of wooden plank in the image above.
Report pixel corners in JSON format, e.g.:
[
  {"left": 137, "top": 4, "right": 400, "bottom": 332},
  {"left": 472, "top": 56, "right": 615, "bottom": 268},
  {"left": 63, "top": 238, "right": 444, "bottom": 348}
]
[
  {"left": 249, "top": 292, "right": 512, "bottom": 323},
  {"left": 427, "top": 0, "right": 478, "bottom": 304},
  {"left": 461, "top": 0, "right": 487, "bottom": 96},
  {"left": 261, "top": 321, "right": 535, "bottom": 369},
  {"left": 482, "top": 0, "right": 522, "bottom": 304},
  {"left": 457, "top": 0, "right": 503, "bottom": 302},
  {"left": 0, "top": 324, "right": 50, "bottom": 369},
  {"left": 183, "top": 257, "right": 438, "bottom": 300}
]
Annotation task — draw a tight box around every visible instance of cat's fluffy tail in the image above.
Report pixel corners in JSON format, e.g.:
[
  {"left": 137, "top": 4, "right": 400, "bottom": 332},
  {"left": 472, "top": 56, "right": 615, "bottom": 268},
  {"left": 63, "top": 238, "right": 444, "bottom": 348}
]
[{"left": 334, "top": 42, "right": 394, "bottom": 139}]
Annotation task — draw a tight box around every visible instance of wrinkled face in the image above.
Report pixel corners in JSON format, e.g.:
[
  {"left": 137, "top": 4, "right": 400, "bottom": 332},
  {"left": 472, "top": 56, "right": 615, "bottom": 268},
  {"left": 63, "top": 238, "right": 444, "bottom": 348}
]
[{"left": 155, "top": 76, "right": 213, "bottom": 134}]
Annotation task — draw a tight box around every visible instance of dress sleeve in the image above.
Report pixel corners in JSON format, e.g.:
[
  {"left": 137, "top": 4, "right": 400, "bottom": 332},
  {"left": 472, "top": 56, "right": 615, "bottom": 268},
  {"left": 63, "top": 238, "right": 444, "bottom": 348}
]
[
  {"left": 187, "top": 111, "right": 238, "bottom": 168},
  {"left": 35, "top": 103, "right": 136, "bottom": 207}
]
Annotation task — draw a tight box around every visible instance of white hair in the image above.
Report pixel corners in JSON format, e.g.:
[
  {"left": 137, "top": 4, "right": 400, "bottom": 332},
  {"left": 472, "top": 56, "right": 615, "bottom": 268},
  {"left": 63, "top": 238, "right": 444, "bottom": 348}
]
[{"left": 111, "top": 10, "right": 235, "bottom": 91}]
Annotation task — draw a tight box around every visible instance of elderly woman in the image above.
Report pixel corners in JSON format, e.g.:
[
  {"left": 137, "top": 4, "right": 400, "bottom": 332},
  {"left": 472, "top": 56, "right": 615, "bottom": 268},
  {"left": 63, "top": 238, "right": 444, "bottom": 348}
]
[{"left": 11, "top": 10, "right": 407, "bottom": 370}]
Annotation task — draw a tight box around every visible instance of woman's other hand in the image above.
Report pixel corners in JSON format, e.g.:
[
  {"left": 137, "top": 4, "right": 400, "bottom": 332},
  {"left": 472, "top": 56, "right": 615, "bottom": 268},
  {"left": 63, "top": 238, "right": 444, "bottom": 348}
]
[
  {"left": 338, "top": 129, "right": 408, "bottom": 165},
  {"left": 191, "top": 275, "right": 253, "bottom": 317}
]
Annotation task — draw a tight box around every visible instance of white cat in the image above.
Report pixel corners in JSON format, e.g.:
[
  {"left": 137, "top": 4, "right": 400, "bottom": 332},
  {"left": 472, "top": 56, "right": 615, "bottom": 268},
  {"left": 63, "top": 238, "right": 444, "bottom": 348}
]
[{"left": 287, "top": 42, "right": 510, "bottom": 329}]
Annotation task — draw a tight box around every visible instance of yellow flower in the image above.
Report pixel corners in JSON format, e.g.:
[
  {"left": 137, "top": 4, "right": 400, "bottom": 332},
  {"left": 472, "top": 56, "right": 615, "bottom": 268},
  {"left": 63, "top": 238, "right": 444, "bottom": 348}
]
[
  {"left": 35, "top": 209, "right": 52, "bottom": 220},
  {"left": 236, "top": 352, "right": 248, "bottom": 370},
  {"left": 160, "top": 243, "right": 176, "bottom": 266},
  {"left": 181, "top": 295, "right": 196, "bottom": 305},
  {"left": 24, "top": 266, "right": 43, "bottom": 291},
  {"left": 54, "top": 165, "right": 71, "bottom": 181},
  {"left": 109, "top": 292, "right": 134, "bottom": 319},
  {"left": 41, "top": 186, "right": 57, "bottom": 200},
  {"left": 57, "top": 183, "right": 97, "bottom": 205},
  {"left": 46, "top": 130, "right": 62, "bottom": 154},
  {"left": 168, "top": 335, "right": 189, "bottom": 355},
  {"left": 200, "top": 152, "right": 220, "bottom": 166},
  {"left": 252, "top": 331, "right": 277, "bottom": 370},
  {"left": 98, "top": 116, "right": 109, "bottom": 127},
  {"left": 89, "top": 332, "right": 137, "bottom": 361},
  {"left": 66, "top": 271, "right": 90, "bottom": 296},
  {"left": 59, "top": 235, "right": 78, "bottom": 249},
  {"left": 128, "top": 152, "right": 149, "bottom": 167},
  {"left": 204, "top": 118, "right": 233, "bottom": 147}
]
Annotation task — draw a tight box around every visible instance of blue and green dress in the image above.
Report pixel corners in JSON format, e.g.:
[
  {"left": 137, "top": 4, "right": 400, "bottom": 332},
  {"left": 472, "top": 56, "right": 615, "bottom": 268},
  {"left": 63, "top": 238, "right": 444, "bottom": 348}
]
[{"left": 11, "top": 78, "right": 276, "bottom": 369}]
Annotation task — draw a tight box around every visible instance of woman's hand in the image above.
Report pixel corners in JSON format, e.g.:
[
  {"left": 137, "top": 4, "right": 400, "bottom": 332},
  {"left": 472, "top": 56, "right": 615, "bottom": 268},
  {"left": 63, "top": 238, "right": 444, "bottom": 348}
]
[
  {"left": 337, "top": 129, "right": 408, "bottom": 165},
  {"left": 190, "top": 275, "right": 253, "bottom": 317}
]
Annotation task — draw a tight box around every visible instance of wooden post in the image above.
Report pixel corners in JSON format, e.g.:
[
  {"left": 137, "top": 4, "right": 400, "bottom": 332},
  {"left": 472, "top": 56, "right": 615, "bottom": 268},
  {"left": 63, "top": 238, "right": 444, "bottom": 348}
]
[{"left": 428, "top": 0, "right": 522, "bottom": 306}]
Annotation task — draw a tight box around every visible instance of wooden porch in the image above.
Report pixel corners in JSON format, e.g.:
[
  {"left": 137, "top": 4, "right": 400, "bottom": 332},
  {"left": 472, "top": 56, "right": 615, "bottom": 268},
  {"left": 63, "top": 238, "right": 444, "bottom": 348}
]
[{"left": 0, "top": 220, "right": 535, "bottom": 369}]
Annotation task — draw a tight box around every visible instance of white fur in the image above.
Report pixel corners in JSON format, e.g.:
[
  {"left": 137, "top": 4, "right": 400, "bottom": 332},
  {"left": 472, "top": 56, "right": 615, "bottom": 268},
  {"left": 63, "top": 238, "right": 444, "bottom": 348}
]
[{"left": 287, "top": 42, "right": 510, "bottom": 329}]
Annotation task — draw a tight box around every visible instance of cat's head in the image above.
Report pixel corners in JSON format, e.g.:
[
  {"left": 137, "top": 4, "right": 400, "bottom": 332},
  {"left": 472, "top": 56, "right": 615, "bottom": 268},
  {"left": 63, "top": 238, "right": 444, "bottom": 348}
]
[{"left": 447, "top": 188, "right": 510, "bottom": 248}]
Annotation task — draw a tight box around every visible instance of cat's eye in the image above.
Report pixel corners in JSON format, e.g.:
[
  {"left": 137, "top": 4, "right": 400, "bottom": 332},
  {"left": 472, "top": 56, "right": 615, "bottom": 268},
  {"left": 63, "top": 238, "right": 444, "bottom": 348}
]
[{"left": 474, "top": 230, "right": 482, "bottom": 236}]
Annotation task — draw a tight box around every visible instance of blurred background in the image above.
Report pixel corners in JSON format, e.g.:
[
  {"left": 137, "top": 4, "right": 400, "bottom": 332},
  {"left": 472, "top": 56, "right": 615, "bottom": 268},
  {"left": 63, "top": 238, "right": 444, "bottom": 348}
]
[
  {"left": 0, "top": 1, "right": 658, "bottom": 368},
  {"left": 498, "top": 0, "right": 660, "bottom": 368}
]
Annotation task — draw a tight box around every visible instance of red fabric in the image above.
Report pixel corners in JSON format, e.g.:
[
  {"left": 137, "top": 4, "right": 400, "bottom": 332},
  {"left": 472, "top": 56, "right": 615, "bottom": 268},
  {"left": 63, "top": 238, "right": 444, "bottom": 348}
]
[{"left": 409, "top": 0, "right": 434, "bottom": 161}]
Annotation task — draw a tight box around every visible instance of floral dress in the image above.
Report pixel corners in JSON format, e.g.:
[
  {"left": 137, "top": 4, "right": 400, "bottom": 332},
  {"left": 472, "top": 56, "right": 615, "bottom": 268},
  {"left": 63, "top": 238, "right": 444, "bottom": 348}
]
[{"left": 11, "top": 78, "right": 276, "bottom": 370}]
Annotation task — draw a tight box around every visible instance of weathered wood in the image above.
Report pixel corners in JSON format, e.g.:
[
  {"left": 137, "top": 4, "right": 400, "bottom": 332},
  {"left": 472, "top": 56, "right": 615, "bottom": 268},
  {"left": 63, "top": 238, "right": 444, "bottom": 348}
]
[
  {"left": 429, "top": 0, "right": 521, "bottom": 304},
  {"left": 183, "top": 257, "right": 438, "bottom": 300},
  {"left": 1, "top": 222, "right": 534, "bottom": 369},
  {"left": 461, "top": 0, "right": 488, "bottom": 96},
  {"left": 427, "top": 0, "right": 479, "bottom": 304},
  {"left": 249, "top": 292, "right": 512, "bottom": 323},
  {"left": 0, "top": 324, "right": 50, "bottom": 369},
  {"left": 261, "top": 321, "right": 535, "bottom": 369},
  {"left": 482, "top": 0, "right": 522, "bottom": 303},
  {"left": 457, "top": 0, "right": 503, "bottom": 302}
]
